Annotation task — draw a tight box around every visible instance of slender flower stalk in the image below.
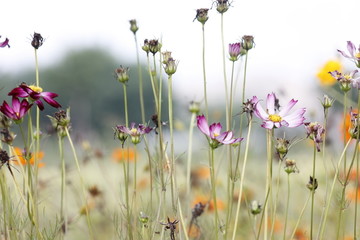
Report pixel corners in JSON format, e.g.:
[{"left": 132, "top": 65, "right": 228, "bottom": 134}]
[{"left": 231, "top": 119, "right": 253, "bottom": 240}]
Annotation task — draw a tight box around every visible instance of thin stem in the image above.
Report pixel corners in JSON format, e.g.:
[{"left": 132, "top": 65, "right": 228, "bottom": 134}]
[
  {"left": 269, "top": 161, "right": 282, "bottom": 240},
  {"left": 59, "top": 134, "right": 66, "bottom": 239},
  {"left": 123, "top": 83, "right": 129, "bottom": 127},
  {"left": 220, "top": 13, "right": 229, "bottom": 131},
  {"left": 201, "top": 24, "right": 208, "bottom": 119},
  {"left": 178, "top": 199, "right": 190, "bottom": 240},
  {"left": 133, "top": 33, "right": 146, "bottom": 124},
  {"left": 186, "top": 113, "right": 196, "bottom": 198},
  {"left": 264, "top": 129, "right": 273, "bottom": 240},
  {"left": 318, "top": 138, "right": 351, "bottom": 239},
  {"left": 353, "top": 89, "right": 360, "bottom": 238},
  {"left": 65, "top": 128, "right": 94, "bottom": 240},
  {"left": 310, "top": 144, "right": 317, "bottom": 240},
  {"left": 343, "top": 92, "right": 348, "bottom": 177},
  {"left": 283, "top": 173, "right": 291, "bottom": 240},
  {"left": 289, "top": 193, "right": 311, "bottom": 240},
  {"left": 231, "top": 120, "right": 252, "bottom": 240},
  {"left": 168, "top": 75, "right": 176, "bottom": 212},
  {"left": 210, "top": 148, "right": 219, "bottom": 240}
]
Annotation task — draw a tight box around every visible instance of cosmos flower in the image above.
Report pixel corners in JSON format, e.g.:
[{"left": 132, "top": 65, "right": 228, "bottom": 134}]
[
  {"left": 337, "top": 41, "right": 360, "bottom": 68},
  {"left": 13, "top": 147, "right": 45, "bottom": 167},
  {"left": 228, "top": 42, "right": 242, "bottom": 61},
  {"left": 196, "top": 115, "right": 243, "bottom": 149},
  {"left": 0, "top": 36, "right": 10, "bottom": 48},
  {"left": 0, "top": 97, "right": 32, "bottom": 123},
  {"left": 254, "top": 93, "right": 306, "bottom": 129},
  {"left": 116, "top": 123, "right": 152, "bottom": 144},
  {"left": 304, "top": 122, "right": 325, "bottom": 152},
  {"left": 328, "top": 70, "right": 359, "bottom": 92},
  {"left": 8, "top": 83, "right": 61, "bottom": 110}
]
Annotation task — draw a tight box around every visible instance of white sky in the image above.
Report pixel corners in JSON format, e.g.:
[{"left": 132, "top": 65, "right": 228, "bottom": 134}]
[{"left": 1, "top": 0, "right": 360, "bottom": 114}]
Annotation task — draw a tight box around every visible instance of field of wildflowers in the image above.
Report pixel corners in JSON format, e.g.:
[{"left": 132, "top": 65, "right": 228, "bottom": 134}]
[{"left": 1, "top": 1, "right": 360, "bottom": 240}]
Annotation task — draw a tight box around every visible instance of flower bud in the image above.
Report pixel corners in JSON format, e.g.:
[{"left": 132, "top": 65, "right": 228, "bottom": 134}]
[
  {"left": 229, "top": 42, "right": 242, "bottom": 62},
  {"left": 139, "top": 212, "right": 149, "bottom": 224},
  {"left": 129, "top": 19, "right": 139, "bottom": 34},
  {"left": 275, "top": 138, "right": 290, "bottom": 160},
  {"left": 115, "top": 66, "right": 130, "bottom": 83},
  {"left": 242, "top": 35, "right": 255, "bottom": 51},
  {"left": 284, "top": 159, "right": 298, "bottom": 174},
  {"left": 142, "top": 39, "right": 150, "bottom": 54},
  {"left": 215, "top": 0, "right": 230, "bottom": 13},
  {"left": 250, "top": 200, "right": 262, "bottom": 215},
  {"left": 148, "top": 39, "right": 162, "bottom": 55},
  {"left": 321, "top": 94, "right": 334, "bottom": 110},
  {"left": 306, "top": 176, "right": 318, "bottom": 191},
  {"left": 189, "top": 101, "right": 200, "bottom": 114},
  {"left": 164, "top": 58, "right": 179, "bottom": 76},
  {"left": 31, "top": 32, "right": 44, "bottom": 49},
  {"left": 194, "top": 8, "right": 209, "bottom": 24}
]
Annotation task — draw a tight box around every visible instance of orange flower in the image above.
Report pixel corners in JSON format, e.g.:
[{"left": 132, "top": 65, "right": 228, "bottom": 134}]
[
  {"left": 111, "top": 147, "right": 136, "bottom": 163},
  {"left": 192, "top": 195, "right": 225, "bottom": 212},
  {"left": 12, "top": 147, "right": 45, "bottom": 167},
  {"left": 347, "top": 187, "right": 360, "bottom": 201},
  {"left": 188, "top": 224, "right": 201, "bottom": 238},
  {"left": 341, "top": 109, "right": 358, "bottom": 141},
  {"left": 192, "top": 166, "right": 210, "bottom": 179},
  {"left": 267, "top": 217, "right": 282, "bottom": 234},
  {"left": 293, "top": 228, "right": 308, "bottom": 240}
]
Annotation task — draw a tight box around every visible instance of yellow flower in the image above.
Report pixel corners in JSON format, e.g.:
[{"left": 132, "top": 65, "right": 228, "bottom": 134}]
[{"left": 317, "top": 60, "right": 342, "bottom": 86}]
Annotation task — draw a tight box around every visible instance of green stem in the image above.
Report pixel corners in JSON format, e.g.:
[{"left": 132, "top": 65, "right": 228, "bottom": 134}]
[
  {"left": 289, "top": 193, "right": 311, "bottom": 240},
  {"left": 0, "top": 170, "right": 8, "bottom": 239},
  {"left": 210, "top": 148, "right": 219, "bottom": 240},
  {"left": 283, "top": 173, "right": 291, "bottom": 240},
  {"left": 186, "top": 113, "right": 196, "bottom": 198},
  {"left": 310, "top": 144, "right": 317, "bottom": 240},
  {"left": 318, "top": 138, "right": 351, "bottom": 239},
  {"left": 264, "top": 129, "right": 273, "bottom": 240},
  {"left": 59, "top": 134, "right": 66, "bottom": 239},
  {"left": 269, "top": 161, "right": 282, "bottom": 240},
  {"left": 201, "top": 23, "right": 208, "bottom": 119},
  {"left": 343, "top": 92, "right": 348, "bottom": 177},
  {"left": 147, "top": 55, "right": 159, "bottom": 111},
  {"left": 231, "top": 120, "right": 252, "bottom": 240},
  {"left": 133, "top": 33, "right": 146, "bottom": 124},
  {"left": 168, "top": 75, "right": 176, "bottom": 212},
  {"left": 65, "top": 128, "right": 94, "bottom": 240},
  {"left": 220, "top": 13, "right": 229, "bottom": 131}
]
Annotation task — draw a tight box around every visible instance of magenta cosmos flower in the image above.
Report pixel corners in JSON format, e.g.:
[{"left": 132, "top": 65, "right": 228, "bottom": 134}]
[
  {"left": 254, "top": 93, "right": 306, "bottom": 129},
  {"left": 8, "top": 83, "right": 61, "bottom": 110},
  {"left": 0, "top": 36, "right": 10, "bottom": 48},
  {"left": 229, "top": 42, "right": 242, "bottom": 61},
  {"left": 197, "top": 115, "right": 243, "bottom": 149},
  {"left": 116, "top": 123, "right": 152, "bottom": 145},
  {"left": 338, "top": 41, "right": 360, "bottom": 68},
  {"left": 0, "top": 97, "right": 32, "bottom": 123}
]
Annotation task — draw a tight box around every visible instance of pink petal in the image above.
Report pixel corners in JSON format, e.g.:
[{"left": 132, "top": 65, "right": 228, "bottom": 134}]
[
  {"left": 261, "top": 121, "right": 274, "bottom": 129},
  {"left": 209, "top": 123, "right": 222, "bottom": 139},
  {"left": 279, "top": 99, "right": 297, "bottom": 117},
  {"left": 347, "top": 41, "right": 356, "bottom": 57},
  {"left": 254, "top": 102, "right": 269, "bottom": 120},
  {"left": 266, "top": 93, "right": 276, "bottom": 115},
  {"left": 197, "top": 115, "right": 210, "bottom": 137}
]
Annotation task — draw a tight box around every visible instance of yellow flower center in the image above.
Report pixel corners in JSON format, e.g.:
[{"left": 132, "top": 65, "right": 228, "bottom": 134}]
[
  {"left": 356, "top": 52, "right": 360, "bottom": 59},
  {"left": 268, "top": 114, "right": 282, "bottom": 122},
  {"left": 29, "top": 85, "right": 43, "bottom": 93},
  {"left": 130, "top": 128, "right": 138, "bottom": 135},
  {"left": 213, "top": 133, "right": 219, "bottom": 137}
]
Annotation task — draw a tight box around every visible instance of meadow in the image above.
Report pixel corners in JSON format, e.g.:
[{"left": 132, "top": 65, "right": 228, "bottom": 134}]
[{"left": 1, "top": 1, "right": 360, "bottom": 239}]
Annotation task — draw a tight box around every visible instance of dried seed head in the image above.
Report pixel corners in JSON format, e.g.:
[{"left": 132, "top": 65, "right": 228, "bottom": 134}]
[{"left": 31, "top": 32, "right": 44, "bottom": 49}]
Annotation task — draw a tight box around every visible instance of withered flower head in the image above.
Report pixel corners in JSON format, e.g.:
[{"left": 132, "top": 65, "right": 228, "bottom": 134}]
[
  {"left": 142, "top": 39, "right": 150, "bottom": 54},
  {"left": 115, "top": 65, "right": 130, "bottom": 83},
  {"left": 129, "top": 19, "right": 139, "bottom": 34},
  {"left": 0, "top": 114, "right": 12, "bottom": 129},
  {"left": 284, "top": 159, "right": 299, "bottom": 174},
  {"left": 242, "top": 35, "right": 255, "bottom": 51},
  {"left": 192, "top": 202, "right": 206, "bottom": 219},
  {"left": 321, "top": 94, "right": 334, "bottom": 110},
  {"left": 348, "top": 108, "right": 360, "bottom": 139},
  {"left": 275, "top": 137, "right": 290, "bottom": 160},
  {"left": 189, "top": 101, "right": 200, "bottom": 114},
  {"left": 304, "top": 122, "right": 325, "bottom": 152},
  {"left": 214, "top": 0, "right": 230, "bottom": 13},
  {"left": 1, "top": 128, "right": 16, "bottom": 145},
  {"left": 306, "top": 176, "right": 318, "bottom": 191},
  {"left": 31, "top": 32, "right": 44, "bottom": 49},
  {"left": 242, "top": 96, "right": 258, "bottom": 121},
  {"left": 194, "top": 8, "right": 209, "bottom": 24},
  {"left": 163, "top": 57, "right": 179, "bottom": 76},
  {"left": 148, "top": 39, "right": 162, "bottom": 55},
  {"left": 88, "top": 185, "right": 102, "bottom": 198},
  {"left": 48, "top": 109, "right": 71, "bottom": 138}
]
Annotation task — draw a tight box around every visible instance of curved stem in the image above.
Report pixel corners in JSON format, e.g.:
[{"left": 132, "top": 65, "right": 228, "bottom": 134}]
[
  {"left": 220, "top": 13, "right": 229, "bottom": 131},
  {"left": 186, "top": 113, "right": 196, "bottom": 198}
]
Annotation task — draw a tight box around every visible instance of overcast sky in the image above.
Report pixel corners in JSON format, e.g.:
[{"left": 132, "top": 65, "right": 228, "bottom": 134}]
[{"left": 1, "top": 0, "right": 360, "bottom": 113}]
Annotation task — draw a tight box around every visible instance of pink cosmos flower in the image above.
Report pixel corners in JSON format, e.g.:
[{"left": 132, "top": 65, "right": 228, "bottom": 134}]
[
  {"left": 0, "top": 37, "right": 10, "bottom": 48},
  {"left": 197, "top": 115, "right": 243, "bottom": 149},
  {"left": 8, "top": 83, "right": 61, "bottom": 110},
  {"left": 116, "top": 123, "right": 152, "bottom": 145},
  {"left": 229, "top": 42, "right": 242, "bottom": 61},
  {"left": 0, "top": 97, "right": 32, "bottom": 123},
  {"left": 337, "top": 41, "right": 360, "bottom": 68},
  {"left": 254, "top": 93, "right": 306, "bottom": 129}
]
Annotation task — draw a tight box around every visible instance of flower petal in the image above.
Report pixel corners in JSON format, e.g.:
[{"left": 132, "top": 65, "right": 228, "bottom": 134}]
[
  {"left": 266, "top": 93, "right": 276, "bottom": 115},
  {"left": 279, "top": 99, "right": 297, "bottom": 117},
  {"left": 261, "top": 121, "right": 274, "bottom": 129},
  {"left": 254, "top": 101, "right": 269, "bottom": 120},
  {"left": 197, "top": 115, "right": 210, "bottom": 137},
  {"left": 347, "top": 41, "right": 356, "bottom": 58}
]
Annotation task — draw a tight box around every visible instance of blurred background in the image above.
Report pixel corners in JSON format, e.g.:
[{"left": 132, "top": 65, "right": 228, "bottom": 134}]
[{"left": 1, "top": 0, "right": 360, "bottom": 143}]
